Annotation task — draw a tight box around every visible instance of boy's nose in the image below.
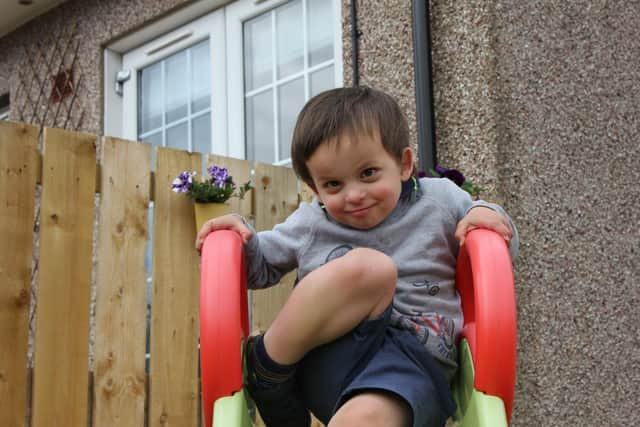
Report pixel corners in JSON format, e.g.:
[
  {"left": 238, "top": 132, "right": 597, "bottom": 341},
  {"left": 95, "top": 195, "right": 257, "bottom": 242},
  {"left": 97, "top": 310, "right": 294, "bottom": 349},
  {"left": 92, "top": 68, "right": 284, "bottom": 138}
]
[{"left": 345, "top": 185, "right": 365, "bottom": 203}]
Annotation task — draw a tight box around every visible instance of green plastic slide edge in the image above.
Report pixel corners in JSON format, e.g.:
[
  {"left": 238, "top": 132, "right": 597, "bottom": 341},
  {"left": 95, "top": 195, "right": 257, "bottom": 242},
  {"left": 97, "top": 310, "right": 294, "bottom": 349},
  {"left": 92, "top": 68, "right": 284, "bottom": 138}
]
[
  {"left": 212, "top": 389, "right": 252, "bottom": 427},
  {"left": 453, "top": 339, "right": 508, "bottom": 427}
]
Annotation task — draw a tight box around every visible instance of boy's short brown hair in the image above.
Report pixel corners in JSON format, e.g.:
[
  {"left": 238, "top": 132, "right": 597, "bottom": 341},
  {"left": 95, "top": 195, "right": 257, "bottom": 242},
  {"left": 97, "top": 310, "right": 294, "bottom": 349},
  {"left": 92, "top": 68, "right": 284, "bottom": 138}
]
[{"left": 291, "top": 86, "right": 410, "bottom": 186}]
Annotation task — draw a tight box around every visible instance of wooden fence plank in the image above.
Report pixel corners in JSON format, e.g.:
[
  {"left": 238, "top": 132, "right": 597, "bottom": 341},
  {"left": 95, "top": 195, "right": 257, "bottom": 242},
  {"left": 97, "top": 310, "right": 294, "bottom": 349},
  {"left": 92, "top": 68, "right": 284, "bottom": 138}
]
[
  {"left": 93, "top": 137, "right": 151, "bottom": 427},
  {"left": 251, "top": 162, "right": 300, "bottom": 427},
  {"left": 206, "top": 155, "right": 253, "bottom": 219},
  {"left": 0, "top": 121, "right": 39, "bottom": 427},
  {"left": 250, "top": 162, "right": 299, "bottom": 334},
  {"left": 32, "top": 127, "right": 96, "bottom": 427},
  {"left": 150, "top": 147, "right": 201, "bottom": 426},
  {"left": 250, "top": 165, "right": 325, "bottom": 427}
]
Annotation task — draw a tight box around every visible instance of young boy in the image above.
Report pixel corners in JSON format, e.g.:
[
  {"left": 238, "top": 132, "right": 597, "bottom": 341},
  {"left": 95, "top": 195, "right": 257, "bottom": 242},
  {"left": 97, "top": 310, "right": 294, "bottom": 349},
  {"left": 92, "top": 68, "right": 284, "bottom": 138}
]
[{"left": 195, "top": 87, "right": 518, "bottom": 427}]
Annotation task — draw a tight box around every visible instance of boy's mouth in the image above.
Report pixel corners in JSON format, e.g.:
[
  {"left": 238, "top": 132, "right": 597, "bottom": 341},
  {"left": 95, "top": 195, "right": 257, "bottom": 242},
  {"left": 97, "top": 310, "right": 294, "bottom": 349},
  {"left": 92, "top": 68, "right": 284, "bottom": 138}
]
[{"left": 347, "top": 205, "right": 373, "bottom": 217}]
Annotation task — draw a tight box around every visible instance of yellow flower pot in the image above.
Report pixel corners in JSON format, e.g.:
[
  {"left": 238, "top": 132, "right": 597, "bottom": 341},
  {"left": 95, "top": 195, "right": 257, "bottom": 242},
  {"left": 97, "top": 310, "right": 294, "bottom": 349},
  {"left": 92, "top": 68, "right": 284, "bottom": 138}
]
[{"left": 194, "top": 202, "right": 231, "bottom": 232}]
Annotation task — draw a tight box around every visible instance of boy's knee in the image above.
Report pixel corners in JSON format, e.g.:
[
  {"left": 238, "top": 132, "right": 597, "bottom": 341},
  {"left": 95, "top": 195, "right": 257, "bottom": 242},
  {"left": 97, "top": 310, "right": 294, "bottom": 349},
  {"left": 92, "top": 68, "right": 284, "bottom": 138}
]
[{"left": 342, "top": 248, "right": 397, "bottom": 297}]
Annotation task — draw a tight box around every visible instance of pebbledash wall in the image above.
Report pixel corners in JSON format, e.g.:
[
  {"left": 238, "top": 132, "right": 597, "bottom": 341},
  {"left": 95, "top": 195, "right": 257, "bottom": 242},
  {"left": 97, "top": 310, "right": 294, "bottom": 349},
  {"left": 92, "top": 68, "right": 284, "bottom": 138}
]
[{"left": 1, "top": 0, "right": 638, "bottom": 425}]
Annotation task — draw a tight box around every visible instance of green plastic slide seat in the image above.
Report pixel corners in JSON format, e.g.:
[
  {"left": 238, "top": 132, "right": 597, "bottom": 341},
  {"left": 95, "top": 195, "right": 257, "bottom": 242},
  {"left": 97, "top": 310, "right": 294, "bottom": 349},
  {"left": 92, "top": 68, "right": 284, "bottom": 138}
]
[
  {"left": 453, "top": 339, "right": 508, "bottom": 427},
  {"left": 213, "top": 390, "right": 252, "bottom": 427}
]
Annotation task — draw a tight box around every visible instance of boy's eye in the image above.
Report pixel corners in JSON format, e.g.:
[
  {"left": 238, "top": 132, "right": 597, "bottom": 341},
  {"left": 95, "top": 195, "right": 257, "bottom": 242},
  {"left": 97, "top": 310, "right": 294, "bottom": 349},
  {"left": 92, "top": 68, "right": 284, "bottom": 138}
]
[
  {"left": 361, "top": 168, "right": 377, "bottom": 179},
  {"left": 325, "top": 180, "right": 341, "bottom": 189}
]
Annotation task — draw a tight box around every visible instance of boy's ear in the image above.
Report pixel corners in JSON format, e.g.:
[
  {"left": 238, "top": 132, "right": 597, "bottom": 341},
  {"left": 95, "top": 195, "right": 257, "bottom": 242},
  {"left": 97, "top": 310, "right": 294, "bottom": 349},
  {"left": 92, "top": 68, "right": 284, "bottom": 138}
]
[{"left": 400, "top": 147, "right": 414, "bottom": 181}]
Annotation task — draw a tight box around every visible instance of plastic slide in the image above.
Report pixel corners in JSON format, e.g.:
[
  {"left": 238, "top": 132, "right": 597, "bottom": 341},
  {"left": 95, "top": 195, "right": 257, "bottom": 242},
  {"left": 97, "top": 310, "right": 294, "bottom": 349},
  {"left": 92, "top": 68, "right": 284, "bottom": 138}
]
[
  {"left": 454, "top": 229, "right": 517, "bottom": 425},
  {"left": 199, "top": 228, "right": 516, "bottom": 427}
]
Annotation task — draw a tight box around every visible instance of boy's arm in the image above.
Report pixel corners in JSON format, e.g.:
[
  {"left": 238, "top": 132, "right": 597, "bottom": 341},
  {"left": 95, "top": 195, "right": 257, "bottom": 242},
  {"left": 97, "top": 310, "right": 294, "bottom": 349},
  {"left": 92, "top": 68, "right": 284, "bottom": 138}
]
[
  {"left": 243, "top": 203, "right": 314, "bottom": 289},
  {"left": 456, "top": 203, "right": 519, "bottom": 260},
  {"left": 458, "top": 200, "right": 519, "bottom": 260},
  {"left": 195, "top": 213, "right": 253, "bottom": 250},
  {"left": 433, "top": 178, "right": 519, "bottom": 260},
  {"left": 195, "top": 208, "right": 309, "bottom": 289}
]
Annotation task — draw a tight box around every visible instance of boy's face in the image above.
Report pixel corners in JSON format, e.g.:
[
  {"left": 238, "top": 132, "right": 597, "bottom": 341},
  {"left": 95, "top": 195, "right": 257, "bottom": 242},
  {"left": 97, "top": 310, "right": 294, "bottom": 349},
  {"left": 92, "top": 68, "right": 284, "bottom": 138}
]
[{"left": 306, "top": 130, "right": 414, "bottom": 230}]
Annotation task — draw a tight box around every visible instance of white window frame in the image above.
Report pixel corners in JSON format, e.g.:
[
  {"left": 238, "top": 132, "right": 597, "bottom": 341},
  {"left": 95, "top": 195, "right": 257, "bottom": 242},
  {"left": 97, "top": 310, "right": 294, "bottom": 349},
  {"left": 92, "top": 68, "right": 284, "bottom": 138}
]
[
  {"left": 104, "top": 0, "right": 232, "bottom": 151},
  {"left": 104, "top": 0, "right": 342, "bottom": 161},
  {"left": 226, "top": 0, "right": 343, "bottom": 164},
  {"left": 121, "top": 12, "right": 229, "bottom": 155}
]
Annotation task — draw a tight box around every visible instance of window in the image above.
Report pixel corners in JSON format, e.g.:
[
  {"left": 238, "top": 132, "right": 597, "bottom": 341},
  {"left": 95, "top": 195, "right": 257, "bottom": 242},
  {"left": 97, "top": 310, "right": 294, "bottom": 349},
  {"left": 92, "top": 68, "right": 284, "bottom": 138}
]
[
  {"left": 105, "top": 0, "right": 342, "bottom": 164},
  {"left": 0, "top": 93, "right": 9, "bottom": 120},
  {"left": 240, "top": 0, "right": 339, "bottom": 165},
  {"left": 137, "top": 39, "right": 212, "bottom": 161}
]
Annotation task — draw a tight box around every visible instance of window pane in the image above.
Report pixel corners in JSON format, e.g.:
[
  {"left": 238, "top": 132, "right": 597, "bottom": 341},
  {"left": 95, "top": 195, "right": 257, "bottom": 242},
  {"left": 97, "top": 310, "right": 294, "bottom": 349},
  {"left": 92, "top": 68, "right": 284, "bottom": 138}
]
[
  {"left": 246, "top": 90, "right": 274, "bottom": 164},
  {"left": 308, "top": 0, "right": 333, "bottom": 66},
  {"left": 192, "top": 114, "right": 211, "bottom": 155},
  {"left": 277, "top": 78, "right": 304, "bottom": 162},
  {"left": 166, "top": 122, "right": 188, "bottom": 150},
  {"left": 165, "top": 50, "right": 188, "bottom": 123},
  {"left": 310, "top": 65, "right": 334, "bottom": 97},
  {"left": 244, "top": 13, "right": 272, "bottom": 91},
  {"left": 139, "top": 62, "right": 162, "bottom": 133},
  {"left": 141, "top": 131, "right": 163, "bottom": 147},
  {"left": 191, "top": 40, "right": 211, "bottom": 113},
  {"left": 142, "top": 131, "right": 162, "bottom": 171},
  {"left": 276, "top": 0, "right": 303, "bottom": 79}
]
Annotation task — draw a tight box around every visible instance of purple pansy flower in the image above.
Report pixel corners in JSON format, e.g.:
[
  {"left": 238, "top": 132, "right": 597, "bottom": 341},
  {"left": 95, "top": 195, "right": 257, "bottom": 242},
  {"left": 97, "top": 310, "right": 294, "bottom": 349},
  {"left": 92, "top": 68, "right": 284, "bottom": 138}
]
[
  {"left": 417, "top": 165, "right": 483, "bottom": 199},
  {"left": 171, "top": 171, "right": 196, "bottom": 193},
  {"left": 435, "top": 165, "right": 465, "bottom": 187},
  {"left": 207, "top": 166, "right": 231, "bottom": 187},
  {"left": 171, "top": 164, "right": 252, "bottom": 203},
  {"left": 434, "top": 164, "right": 447, "bottom": 175}
]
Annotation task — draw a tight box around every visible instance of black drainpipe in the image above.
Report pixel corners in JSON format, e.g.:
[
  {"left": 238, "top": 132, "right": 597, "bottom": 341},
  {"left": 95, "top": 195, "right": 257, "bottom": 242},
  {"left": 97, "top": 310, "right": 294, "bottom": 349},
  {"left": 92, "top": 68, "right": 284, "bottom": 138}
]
[
  {"left": 412, "top": 0, "right": 437, "bottom": 172},
  {"left": 350, "top": 0, "right": 360, "bottom": 87}
]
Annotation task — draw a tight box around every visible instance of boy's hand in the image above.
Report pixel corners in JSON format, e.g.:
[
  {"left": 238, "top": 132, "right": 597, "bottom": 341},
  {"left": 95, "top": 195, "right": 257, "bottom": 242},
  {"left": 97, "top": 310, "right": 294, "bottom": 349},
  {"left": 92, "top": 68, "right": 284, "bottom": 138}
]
[
  {"left": 195, "top": 213, "right": 253, "bottom": 253},
  {"left": 455, "top": 206, "right": 513, "bottom": 247}
]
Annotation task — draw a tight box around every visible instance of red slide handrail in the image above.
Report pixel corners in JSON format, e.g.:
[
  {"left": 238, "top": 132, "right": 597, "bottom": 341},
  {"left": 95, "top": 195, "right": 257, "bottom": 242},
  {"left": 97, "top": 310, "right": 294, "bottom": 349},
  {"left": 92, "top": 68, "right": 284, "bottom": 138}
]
[
  {"left": 456, "top": 228, "right": 517, "bottom": 423},
  {"left": 200, "top": 230, "right": 249, "bottom": 427}
]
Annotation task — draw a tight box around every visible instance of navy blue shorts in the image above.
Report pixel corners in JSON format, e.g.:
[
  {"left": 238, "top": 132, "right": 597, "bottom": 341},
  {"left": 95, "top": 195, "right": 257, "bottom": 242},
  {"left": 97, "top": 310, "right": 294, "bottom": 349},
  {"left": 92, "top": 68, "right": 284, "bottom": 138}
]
[{"left": 297, "top": 306, "right": 456, "bottom": 427}]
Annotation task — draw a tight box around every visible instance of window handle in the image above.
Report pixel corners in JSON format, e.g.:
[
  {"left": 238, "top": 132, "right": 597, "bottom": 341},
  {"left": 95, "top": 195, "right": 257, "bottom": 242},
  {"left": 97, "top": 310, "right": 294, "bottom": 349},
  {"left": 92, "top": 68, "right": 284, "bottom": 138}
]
[{"left": 115, "top": 69, "right": 131, "bottom": 96}]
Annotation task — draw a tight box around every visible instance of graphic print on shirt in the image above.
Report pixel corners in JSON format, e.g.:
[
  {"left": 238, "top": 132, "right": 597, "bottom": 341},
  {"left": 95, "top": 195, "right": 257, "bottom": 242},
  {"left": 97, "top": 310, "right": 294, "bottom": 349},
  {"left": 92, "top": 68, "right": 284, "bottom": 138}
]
[
  {"left": 394, "top": 311, "right": 456, "bottom": 360},
  {"left": 324, "top": 244, "right": 354, "bottom": 263},
  {"left": 411, "top": 278, "right": 441, "bottom": 296},
  {"left": 422, "top": 313, "right": 456, "bottom": 355}
]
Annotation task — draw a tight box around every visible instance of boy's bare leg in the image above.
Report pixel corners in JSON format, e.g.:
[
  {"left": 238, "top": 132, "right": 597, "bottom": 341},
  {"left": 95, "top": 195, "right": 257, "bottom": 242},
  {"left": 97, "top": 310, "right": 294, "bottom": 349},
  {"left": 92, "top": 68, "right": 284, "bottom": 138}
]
[
  {"left": 263, "top": 247, "right": 397, "bottom": 365},
  {"left": 328, "top": 392, "right": 411, "bottom": 427}
]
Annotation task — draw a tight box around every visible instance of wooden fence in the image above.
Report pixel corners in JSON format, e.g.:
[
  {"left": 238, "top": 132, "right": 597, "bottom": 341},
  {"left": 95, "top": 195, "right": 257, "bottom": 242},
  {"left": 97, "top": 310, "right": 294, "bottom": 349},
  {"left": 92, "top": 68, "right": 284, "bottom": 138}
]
[{"left": 0, "top": 121, "right": 316, "bottom": 426}]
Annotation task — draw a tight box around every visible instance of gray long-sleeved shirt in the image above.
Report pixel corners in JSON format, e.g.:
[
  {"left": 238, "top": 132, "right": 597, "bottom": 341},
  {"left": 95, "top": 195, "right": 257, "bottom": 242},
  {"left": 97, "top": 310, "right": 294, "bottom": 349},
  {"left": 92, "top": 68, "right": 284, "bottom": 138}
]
[{"left": 244, "top": 177, "right": 518, "bottom": 370}]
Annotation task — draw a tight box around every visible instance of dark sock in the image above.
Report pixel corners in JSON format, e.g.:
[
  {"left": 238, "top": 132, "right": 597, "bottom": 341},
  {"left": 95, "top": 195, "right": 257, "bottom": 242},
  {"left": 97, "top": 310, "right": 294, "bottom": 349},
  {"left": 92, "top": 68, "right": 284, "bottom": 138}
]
[{"left": 250, "top": 335, "right": 297, "bottom": 387}]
